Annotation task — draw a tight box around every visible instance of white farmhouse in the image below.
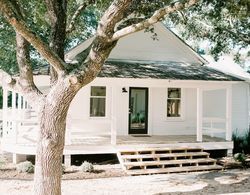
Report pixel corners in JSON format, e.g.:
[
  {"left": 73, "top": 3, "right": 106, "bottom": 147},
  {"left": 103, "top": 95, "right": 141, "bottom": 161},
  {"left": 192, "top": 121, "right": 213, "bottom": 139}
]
[{"left": 1, "top": 23, "right": 249, "bottom": 174}]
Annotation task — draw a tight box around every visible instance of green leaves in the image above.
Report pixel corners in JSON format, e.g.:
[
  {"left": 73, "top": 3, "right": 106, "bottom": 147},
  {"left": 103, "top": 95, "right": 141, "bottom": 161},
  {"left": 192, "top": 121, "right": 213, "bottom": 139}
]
[
  {"left": 0, "top": 16, "right": 17, "bottom": 73},
  {"left": 165, "top": 0, "right": 250, "bottom": 61},
  {"left": 0, "top": 0, "right": 249, "bottom": 75}
]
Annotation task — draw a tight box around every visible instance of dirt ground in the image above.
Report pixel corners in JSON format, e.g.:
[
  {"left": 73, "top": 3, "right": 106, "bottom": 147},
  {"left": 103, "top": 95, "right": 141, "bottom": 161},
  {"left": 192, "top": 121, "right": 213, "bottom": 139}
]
[
  {"left": 0, "top": 169, "right": 250, "bottom": 195},
  {"left": 1, "top": 149, "right": 250, "bottom": 195},
  {"left": 0, "top": 164, "right": 126, "bottom": 180}
]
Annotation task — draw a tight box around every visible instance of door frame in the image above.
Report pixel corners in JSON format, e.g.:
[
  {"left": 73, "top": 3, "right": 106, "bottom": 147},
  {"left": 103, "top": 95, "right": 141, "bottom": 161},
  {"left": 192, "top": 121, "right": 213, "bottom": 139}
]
[{"left": 128, "top": 87, "right": 149, "bottom": 134}]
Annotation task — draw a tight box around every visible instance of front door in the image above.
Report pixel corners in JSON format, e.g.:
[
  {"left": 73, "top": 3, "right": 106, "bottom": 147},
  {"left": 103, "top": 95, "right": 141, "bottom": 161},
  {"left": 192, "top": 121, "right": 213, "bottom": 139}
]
[{"left": 129, "top": 87, "right": 148, "bottom": 134}]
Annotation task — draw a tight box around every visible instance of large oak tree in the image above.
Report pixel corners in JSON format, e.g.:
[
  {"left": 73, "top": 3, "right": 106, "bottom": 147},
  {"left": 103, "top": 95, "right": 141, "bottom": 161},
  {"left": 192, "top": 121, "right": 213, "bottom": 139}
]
[{"left": 0, "top": 0, "right": 249, "bottom": 194}]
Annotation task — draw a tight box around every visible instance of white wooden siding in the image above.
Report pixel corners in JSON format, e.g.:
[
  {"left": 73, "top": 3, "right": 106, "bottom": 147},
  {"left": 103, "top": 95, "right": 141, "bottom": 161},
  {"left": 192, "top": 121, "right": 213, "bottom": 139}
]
[
  {"left": 67, "top": 85, "right": 112, "bottom": 135},
  {"left": 151, "top": 88, "right": 196, "bottom": 135},
  {"left": 32, "top": 76, "right": 249, "bottom": 137},
  {"left": 66, "top": 23, "right": 204, "bottom": 64}
]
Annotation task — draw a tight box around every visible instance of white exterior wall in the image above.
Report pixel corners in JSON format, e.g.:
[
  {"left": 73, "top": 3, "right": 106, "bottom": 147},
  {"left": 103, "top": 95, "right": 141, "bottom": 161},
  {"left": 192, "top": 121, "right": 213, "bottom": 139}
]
[
  {"left": 32, "top": 76, "right": 249, "bottom": 137},
  {"left": 66, "top": 23, "right": 205, "bottom": 64},
  {"left": 150, "top": 88, "right": 197, "bottom": 135},
  {"left": 67, "top": 83, "right": 198, "bottom": 136},
  {"left": 67, "top": 85, "right": 112, "bottom": 135}
]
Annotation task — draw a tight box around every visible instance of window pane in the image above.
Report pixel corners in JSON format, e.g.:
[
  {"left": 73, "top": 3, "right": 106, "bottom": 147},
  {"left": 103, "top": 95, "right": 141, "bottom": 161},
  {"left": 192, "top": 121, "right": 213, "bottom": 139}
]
[
  {"left": 91, "top": 86, "right": 106, "bottom": 96},
  {"left": 168, "top": 88, "right": 181, "bottom": 98},
  {"left": 167, "top": 99, "right": 181, "bottom": 117},
  {"left": 90, "top": 98, "right": 106, "bottom": 117}
]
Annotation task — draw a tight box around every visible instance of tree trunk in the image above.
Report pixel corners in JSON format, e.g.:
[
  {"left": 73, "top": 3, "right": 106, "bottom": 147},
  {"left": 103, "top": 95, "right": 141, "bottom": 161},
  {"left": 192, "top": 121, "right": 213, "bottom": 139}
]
[
  {"left": 34, "top": 114, "right": 65, "bottom": 195},
  {"left": 34, "top": 81, "right": 79, "bottom": 195}
]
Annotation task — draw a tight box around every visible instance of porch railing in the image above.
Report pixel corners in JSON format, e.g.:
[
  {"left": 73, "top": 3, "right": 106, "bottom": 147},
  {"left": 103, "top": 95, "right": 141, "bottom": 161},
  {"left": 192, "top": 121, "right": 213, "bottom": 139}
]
[
  {"left": 65, "top": 118, "right": 115, "bottom": 145},
  {"left": 2, "top": 109, "right": 39, "bottom": 145},
  {"left": 202, "top": 117, "right": 227, "bottom": 138},
  {"left": 3, "top": 114, "right": 116, "bottom": 146}
]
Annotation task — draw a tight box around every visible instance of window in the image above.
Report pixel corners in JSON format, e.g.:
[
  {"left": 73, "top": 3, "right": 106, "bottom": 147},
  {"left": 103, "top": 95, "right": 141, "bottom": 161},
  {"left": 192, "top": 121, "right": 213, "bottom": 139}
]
[
  {"left": 167, "top": 88, "right": 181, "bottom": 117},
  {"left": 90, "top": 86, "right": 106, "bottom": 117}
]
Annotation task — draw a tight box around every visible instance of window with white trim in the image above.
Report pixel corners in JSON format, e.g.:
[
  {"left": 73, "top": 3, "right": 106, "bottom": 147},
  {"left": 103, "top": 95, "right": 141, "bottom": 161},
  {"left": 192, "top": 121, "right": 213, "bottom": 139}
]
[
  {"left": 167, "top": 88, "right": 181, "bottom": 117},
  {"left": 90, "top": 86, "right": 106, "bottom": 117}
]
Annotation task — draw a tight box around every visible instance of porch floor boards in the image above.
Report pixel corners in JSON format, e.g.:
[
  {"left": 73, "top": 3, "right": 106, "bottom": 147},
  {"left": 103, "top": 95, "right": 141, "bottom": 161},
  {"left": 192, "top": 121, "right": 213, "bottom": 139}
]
[
  {"left": 117, "top": 135, "right": 225, "bottom": 145},
  {"left": 70, "top": 135, "right": 226, "bottom": 146},
  {"left": 2, "top": 135, "right": 231, "bottom": 155}
]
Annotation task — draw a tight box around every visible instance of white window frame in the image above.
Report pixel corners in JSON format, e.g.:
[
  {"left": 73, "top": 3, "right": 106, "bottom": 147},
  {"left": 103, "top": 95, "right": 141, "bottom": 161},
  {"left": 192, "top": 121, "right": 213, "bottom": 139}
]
[
  {"left": 89, "top": 86, "right": 107, "bottom": 118},
  {"left": 166, "top": 88, "right": 185, "bottom": 121}
]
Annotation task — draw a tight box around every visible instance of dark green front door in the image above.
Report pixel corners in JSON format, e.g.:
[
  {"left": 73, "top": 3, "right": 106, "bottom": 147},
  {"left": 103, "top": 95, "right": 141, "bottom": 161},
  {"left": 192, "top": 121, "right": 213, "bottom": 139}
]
[{"left": 129, "top": 87, "right": 148, "bottom": 134}]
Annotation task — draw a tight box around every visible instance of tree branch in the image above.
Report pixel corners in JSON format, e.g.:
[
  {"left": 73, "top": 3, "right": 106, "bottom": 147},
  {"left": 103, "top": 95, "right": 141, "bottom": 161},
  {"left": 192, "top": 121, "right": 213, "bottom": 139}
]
[
  {"left": 178, "top": 10, "right": 188, "bottom": 24},
  {"left": 0, "top": 70, "right": 16, "bottom": 89},
  {"left": 44, "top": 0, "right": 67, "bottom": 84},
  {"left": 66, "top": 0, "right": 95, "bottom": 34},
  {"left": 223, "top": 28, "right": 250, "bottom": 45},
  {"left": 11, "top": 0, "right": 36, "bottom": 90},
  {"left": 16, "top": 32, "right": 37, "bottom": 88},
  {"left": 193, "top": 18, "right": 250, "bottom": 45},
  {"left": 0, "top": 69, "right": 44, "bottom": 107},
  {"left": 111, "top": 0, "right": 200, "bottom": 41},
  {"left": 96, "top": 0, "right": 133, "bottom": 39},
  {"left": 68, "top": 0, "right": 133, "bottom": 85},
  {"left": 0, "top": 0, "right": 66, "bottom": 76}
]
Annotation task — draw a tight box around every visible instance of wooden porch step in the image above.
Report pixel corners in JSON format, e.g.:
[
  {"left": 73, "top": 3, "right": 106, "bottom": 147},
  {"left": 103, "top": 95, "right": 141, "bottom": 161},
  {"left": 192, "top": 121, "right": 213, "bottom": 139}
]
[
  {"left": 123, "top": 158, "right": 216, "bottom": 167},
  {"left": 121, "top": 152, "right": 209, "bottom": 160},
  {"left": 126, "top": 165, "right": 223, "bottom": 175},
  {"left": 117, "top": 146, "right": 222, "bottom": 175},
  {"left": 119, "top": 147, "right": 203, "bottom": 154}
]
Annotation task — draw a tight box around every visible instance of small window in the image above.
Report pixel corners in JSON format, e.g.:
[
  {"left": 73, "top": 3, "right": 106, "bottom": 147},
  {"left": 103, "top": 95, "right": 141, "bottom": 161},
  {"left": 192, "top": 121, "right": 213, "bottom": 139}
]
[
  {"left": 167, "top": 88, "right": 181, "bottom": 117},
  {"left": 90, "top": 86, "right": 106, "bottom": 117}
]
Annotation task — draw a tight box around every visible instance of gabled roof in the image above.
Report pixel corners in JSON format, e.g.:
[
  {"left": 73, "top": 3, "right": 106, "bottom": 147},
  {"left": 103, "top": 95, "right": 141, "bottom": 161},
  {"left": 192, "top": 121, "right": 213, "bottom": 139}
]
[
  {"left": 205, "top": 55, "right": 250, "bottom": 82},
  {"left": 32, "top": 22, "right": 246, "bottom": 82},
  {"left": 65, "top": 23, "right": 207, "bottom": 65},
  {"left": 98, "top": 60, "right": 243, "bottom": 81}
]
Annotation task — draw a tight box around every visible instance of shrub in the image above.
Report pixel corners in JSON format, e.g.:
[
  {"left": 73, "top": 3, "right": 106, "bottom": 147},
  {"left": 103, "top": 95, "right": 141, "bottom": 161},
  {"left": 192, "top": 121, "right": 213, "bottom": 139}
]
[
  {"left": 0, "top": 157, "right": 4, "bottom": 168},
  {"left": 79, "top": 161, "right": 94, "bottom": 172},
  {"left": 16, "top": 161, "right": 34, "bottom": 173},
  {"left": 234, "top": 153, "right": 246, "bottom": 163},
  {"left": 0, "top": 155, "right": 8, "bottom": 166},
  {"left": 232, "top": 128, "right": 250, "bottom": 155}
]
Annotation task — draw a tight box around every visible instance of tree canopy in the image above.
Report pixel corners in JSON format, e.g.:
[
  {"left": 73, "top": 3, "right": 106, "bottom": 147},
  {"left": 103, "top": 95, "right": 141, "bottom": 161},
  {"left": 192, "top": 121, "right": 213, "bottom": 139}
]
[
  {"left": 166, "top": 0, "right": 250, "bottom": 62},
  {"left": 0, "top": 0, "right": 249, "bottom": 75}
]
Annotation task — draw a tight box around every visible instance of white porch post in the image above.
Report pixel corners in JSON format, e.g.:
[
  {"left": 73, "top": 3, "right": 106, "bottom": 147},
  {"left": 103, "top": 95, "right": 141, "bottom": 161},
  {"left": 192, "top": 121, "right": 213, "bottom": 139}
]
[
  {"left": 111, "top": 87, "right": 117, "bottom": 145},
  {"left": 12, "top": 154, "right": 26, "bottom": 164},
  {"left": 2, "top": 88, "right": 8, "bottom": 138},
  {"left": 64, "top": 155, "right": 71, "bottom": 167},
  {"left": 11, "top": 91, "right": 18, "bottom": 143},
  {"left": 226, "top": 86, "right": 232, "bottom": 141},
  {"left": 17, "top": 94, "right": 22, "bottom": 118},
  {"left": 11, "top": 91, "right": 16, "bottom": 115},
  {"left": 196, "top": 88, "right": 203, "bottom": 142}
]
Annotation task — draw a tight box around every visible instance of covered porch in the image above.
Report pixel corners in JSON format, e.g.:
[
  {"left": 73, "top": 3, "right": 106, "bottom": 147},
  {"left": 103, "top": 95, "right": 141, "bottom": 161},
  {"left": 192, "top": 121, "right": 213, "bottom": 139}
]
[{"left": 0, "top": 81, "right": 234, "bottom": 157}]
